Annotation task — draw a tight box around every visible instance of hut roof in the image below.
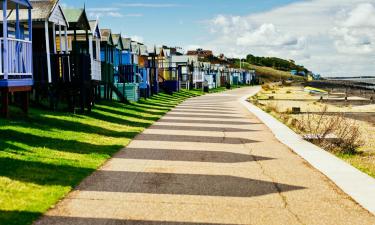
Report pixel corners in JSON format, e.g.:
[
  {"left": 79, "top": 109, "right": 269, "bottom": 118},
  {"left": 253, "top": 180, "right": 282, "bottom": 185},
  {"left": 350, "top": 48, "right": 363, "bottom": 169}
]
[
  {"left": 100, "top": 29, "right": 114, "bottom": 45},
  {"left": 122, "top": 38, "right": 131, "bottom": 51},
  {"left": 63, "top": 8, "right": 90, "bottom": 30},
  {"left": 112, "top": 34, "right": 124, "bottom": 50},
  {"left": 89, "top": 20, "right": 101, "bottom": 38},
  {"left": 1, "top": 0, "right": 68, "bottom": 26}
]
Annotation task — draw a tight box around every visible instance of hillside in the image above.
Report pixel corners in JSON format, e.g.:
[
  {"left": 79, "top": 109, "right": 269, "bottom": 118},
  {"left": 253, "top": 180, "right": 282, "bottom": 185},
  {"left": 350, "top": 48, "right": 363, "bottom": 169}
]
[{"left": 235, "top": 62, "right": 306, "bottom": 83}]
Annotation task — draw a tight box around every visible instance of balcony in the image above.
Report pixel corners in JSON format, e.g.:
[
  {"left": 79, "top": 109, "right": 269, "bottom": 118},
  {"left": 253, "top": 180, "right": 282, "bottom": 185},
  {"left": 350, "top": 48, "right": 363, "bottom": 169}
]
[{"left": 0, "top": 38, "right": 33, "bottom": 87}]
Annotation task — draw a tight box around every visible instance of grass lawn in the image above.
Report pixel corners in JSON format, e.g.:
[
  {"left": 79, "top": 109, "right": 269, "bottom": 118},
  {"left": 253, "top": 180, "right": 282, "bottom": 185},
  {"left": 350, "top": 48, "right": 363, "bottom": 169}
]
[{"left": 0, "top": 89, "right": 206, "bottom": 225}]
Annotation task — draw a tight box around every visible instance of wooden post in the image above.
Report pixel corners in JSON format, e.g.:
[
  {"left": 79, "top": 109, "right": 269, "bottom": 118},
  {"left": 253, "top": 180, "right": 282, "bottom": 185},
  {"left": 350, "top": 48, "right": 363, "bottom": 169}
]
[
  {"left": 73, "top": 28, "right": 77, "bottom": 53},
  {"left": 21, "top": 91, "right": 29, "bottom": 114},
  {"left": 3, "top": 0, "right": 8, "bottom": 80},
  {"left": 59, "top": 25, "right": 62, "bottom": 53},
  {"left": 45, "top": 21, "right": 52, "bottom": 83},
  {"left": 52, "top": 23, "right": 56, "bottom": 54},
  {"left": 64, "top": 26, "right": 68, "bottom": 53},
  {"left": 1, "top": 89, "right": 9, "bottom": 118}
]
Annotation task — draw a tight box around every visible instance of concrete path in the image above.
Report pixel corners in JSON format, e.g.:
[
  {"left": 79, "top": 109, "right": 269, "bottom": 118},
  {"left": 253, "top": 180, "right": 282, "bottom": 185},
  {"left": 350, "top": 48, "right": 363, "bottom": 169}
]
[{"left": 35, "top": 87, "right": 375, "bottom": 225}]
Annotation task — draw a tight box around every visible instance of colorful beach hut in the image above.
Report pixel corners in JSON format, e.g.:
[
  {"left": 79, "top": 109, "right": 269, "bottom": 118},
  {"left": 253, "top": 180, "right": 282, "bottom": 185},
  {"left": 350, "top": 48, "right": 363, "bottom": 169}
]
[
  {"left": 22, "top": 0, "right": 69, "bottom": 109},
  {"left": 88, "top": 19, "right": 101, "bottom": 98},
  {"left": 99, "top": 28, "right": 114, "bottom": 100},
  {"left": 61, "top": 7, "right": 93, "bottom": 113},
  {"left": 0, "top": 0, "right": 33, "bottom": 117}
]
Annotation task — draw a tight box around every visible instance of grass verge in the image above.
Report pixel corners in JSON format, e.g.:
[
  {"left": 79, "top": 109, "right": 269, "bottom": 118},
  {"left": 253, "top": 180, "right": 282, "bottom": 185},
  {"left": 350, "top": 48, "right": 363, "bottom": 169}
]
[{"left": 0, "top": 89, "right": 204, "bottom": 225}]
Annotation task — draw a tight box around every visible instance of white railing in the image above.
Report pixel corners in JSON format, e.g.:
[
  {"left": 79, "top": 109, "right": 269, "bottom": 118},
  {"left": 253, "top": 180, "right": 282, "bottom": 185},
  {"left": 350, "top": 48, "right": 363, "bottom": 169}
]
[
  {"left": 0, "top": 38, "right": 33, "bottom": 78},
  {"left": 92, "top": 59, "right": 102, "bottom": 81}
]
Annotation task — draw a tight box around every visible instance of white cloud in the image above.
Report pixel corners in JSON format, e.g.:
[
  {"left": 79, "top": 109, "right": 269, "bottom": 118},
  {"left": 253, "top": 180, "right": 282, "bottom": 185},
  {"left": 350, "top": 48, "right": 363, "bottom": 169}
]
[
  {"left": 87, "top": 8, "right": 143, "bottom": 18},
  {"left": 87, "top": 8, "right": 124, "bottom": 18},
  {"left": 202, "top": 0, "right": 375, "bottom": 77},
  {"left": 331, "top": 3, "right": 375, "bottom": 54}
]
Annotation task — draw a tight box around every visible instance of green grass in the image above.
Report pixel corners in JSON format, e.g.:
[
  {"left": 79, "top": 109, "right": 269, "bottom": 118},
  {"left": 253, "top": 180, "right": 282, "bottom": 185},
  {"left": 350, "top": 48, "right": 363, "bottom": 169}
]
[
  {"left": 235, "top": 62, "right": 306, "bottom": 83},
  {"left": 0, "top": 90, "right": 204, "bottom": 225}
]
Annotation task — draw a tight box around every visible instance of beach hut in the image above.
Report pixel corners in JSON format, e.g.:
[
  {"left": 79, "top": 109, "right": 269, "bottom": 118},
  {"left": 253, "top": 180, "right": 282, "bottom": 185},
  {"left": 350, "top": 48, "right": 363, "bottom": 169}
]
[
  {"left": 202, "top": 62, "right": 215, "bottom": 89},
  {"left": 11, "top": 0, "right": 69, "bottom": 110},
  {"left": 54, "top": 7, "right": 93, "bottom": 113},
  {"left": 112, "top": 34, "right": 124, "bottom": 84},
  {"left": 147, "top": 46, "right": 159, "bottom": 94},
  {"left": 99, "top": 28, "right": 114, "bottom": 100},
  {"left": 156, "top": 46, "right": 180, "bottom": 93},
  {"left": 171, "top": 55, "right": 197, "bottom": 90},
  {"left": 88, "top": 20, "right": 101, "bottom": 99},
  {"left": 191, "top": 59, "right": 204, "bottom": 89},
  {"left": 0, "top": 0, "right": 33, "bottom": 117},
  {"left": 138, "top": 44, "right": 150, "bottom": 98},
  {"left": 111, "top": 33, "right": 131, "bottom": 102}
]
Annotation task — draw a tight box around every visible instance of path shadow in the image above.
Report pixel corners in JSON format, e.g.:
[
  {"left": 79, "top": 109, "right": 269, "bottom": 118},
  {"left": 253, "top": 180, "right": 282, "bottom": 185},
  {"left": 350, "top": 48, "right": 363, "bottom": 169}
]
[
  {"left": 176, "top": 106, "right": 236, "bottom": 111},
  {"left": 116, "top": 148, "right": 274, "bottom": 163},
  {"left": 165, "top": 113, "right": 245, "bottom": 119},
  {"left": 158, "top": 119, "right": 254, "bottom": 126},
  {"left": 136, "top": 134, "right": 259, "bottom": 144},
  {"left": 149, "top": 125, "right": 258, "bottom": 132},
  {"left": 78, "top": 171, "right": 306, "bottom": 197},
  {"left": 171, "top": 110, "right": 238, "bottom": 114}
]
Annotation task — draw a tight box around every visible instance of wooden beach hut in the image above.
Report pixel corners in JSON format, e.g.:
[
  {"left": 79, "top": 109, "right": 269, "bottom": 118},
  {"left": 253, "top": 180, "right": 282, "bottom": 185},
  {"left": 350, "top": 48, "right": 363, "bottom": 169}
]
[
  {"left": 0, "top": 0, "right": 33, "bottom": 117},
  {"left": 147, "top": 46, "right": 159, "bottom": 94},
  {"left": 112, "top": 33, "right": 129, "bottom": 102},
  {"left": 99, "top": 28, "right": 114, "bottom": 100},
  {"left": 156, "top": 46, "right": 179, "bottom": 93},
  {"left": 171, "top": 55, "right": 197, "bottom": 90},
  {"left": 138, "top": 43, "right": 150, "bottom": 98},
  {"left": 88, "top": 19, "right": 101, "bottom": 99},
  {"left": 60, "top": 7, "right": 93, "bottom": 113}
]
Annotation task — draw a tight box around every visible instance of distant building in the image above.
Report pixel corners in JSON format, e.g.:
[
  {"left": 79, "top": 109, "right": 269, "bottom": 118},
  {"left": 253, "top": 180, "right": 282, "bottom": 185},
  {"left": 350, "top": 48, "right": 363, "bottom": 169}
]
[{"left": 187, "top": 48, "right": 213, "bottom": 58}]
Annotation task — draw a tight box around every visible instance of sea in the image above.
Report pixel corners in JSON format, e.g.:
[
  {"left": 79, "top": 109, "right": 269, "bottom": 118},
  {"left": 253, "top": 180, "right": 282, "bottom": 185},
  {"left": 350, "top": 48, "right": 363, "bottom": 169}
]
[{"left": 326, "top": 77, "right": 375, "bottom": 89}]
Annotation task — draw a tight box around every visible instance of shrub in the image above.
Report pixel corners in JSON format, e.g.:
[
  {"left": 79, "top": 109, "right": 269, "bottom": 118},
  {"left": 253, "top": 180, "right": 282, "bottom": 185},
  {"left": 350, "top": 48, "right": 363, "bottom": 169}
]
[
  {"left": 262, "top": 84, "right": 272, "bottom": 91},
  {"left": 264, "top": 102, "right": 280, "bottom": 113},
  {"left": 296, "top": 106, "right": 363, "bottom": 154}
]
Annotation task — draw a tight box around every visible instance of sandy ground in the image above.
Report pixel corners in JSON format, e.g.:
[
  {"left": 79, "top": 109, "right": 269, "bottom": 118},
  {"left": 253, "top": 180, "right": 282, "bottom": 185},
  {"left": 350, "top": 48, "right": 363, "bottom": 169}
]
[
  {"left": 34, "top": 87, "right": 374, "bottom": 225},
  {"left": 254, "top": 84, "right": 375, "bottom": 177}
]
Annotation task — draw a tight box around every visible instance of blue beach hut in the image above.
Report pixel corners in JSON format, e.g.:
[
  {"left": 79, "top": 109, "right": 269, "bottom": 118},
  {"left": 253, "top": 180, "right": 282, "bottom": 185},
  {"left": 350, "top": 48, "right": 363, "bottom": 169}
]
[{"left": 0, "top": 0, "right": 33, "bottom": 117}]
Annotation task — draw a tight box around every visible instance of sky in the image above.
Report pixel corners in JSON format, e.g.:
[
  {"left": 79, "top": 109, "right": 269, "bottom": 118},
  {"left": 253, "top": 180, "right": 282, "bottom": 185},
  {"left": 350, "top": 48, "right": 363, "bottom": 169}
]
[{"left": 61, "top": 0, "right": 375, "bottom": 77}]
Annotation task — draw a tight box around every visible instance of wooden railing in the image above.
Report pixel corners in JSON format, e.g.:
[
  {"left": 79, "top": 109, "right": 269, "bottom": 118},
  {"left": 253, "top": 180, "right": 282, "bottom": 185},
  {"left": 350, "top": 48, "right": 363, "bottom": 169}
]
[
  {"left": 0, "top": 38, "right": 33, "bottom": 79},
  {"left": 50, "top": 53, "right": 91, "bottom": 84}
]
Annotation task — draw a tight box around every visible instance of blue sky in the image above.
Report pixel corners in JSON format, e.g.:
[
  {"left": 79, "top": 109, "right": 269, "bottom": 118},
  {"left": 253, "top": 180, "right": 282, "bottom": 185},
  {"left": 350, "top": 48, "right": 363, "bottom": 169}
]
[
  {"left": 62, "top": 0, "right": 299, "bottom": 46},
  {"left": 61, "top": 0, "right": 375, "bottom": 77}
]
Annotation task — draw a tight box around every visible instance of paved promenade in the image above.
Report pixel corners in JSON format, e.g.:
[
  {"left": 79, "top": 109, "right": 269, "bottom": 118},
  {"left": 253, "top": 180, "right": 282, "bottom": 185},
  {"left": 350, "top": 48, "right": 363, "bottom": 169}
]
[{"left": 35, "top": 87, "right": 374, "bottom": 225}]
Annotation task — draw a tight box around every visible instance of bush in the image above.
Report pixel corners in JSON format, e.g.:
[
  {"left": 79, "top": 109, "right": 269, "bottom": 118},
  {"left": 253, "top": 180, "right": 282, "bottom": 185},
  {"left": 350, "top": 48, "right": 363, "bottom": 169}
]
[
  {"left": 296, "top": 106, "right": 363, "bottom": 154},
  {"left": 264, "top": 102, "right": 280, "bottom": 113},
  {"left": 262, "top": 84, "right": 271, "bottom": 91}
]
